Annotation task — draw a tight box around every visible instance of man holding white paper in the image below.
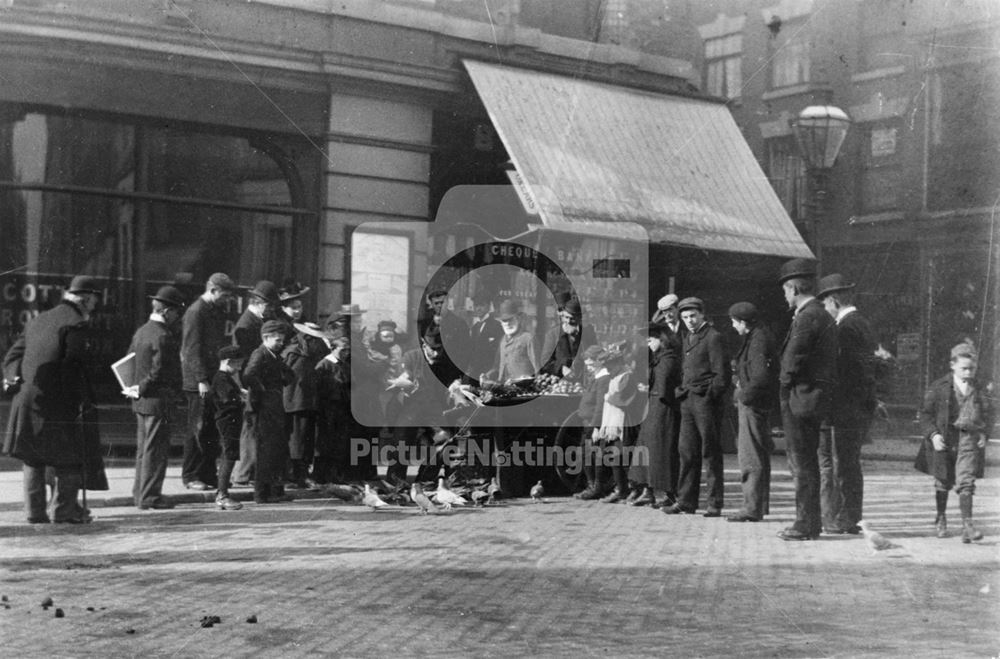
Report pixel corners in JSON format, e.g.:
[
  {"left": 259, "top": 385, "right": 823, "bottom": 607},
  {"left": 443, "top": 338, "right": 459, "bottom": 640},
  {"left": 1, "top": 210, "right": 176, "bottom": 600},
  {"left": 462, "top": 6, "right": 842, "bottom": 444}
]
[{"left": 125, "top": 286, "right": 186, "bottom": 510}]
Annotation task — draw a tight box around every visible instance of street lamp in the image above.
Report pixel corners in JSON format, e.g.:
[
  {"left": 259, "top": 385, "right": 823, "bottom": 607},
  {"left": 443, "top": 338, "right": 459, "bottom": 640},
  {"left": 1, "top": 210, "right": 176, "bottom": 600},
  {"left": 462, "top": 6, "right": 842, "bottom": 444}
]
[{"left": 790, "top": 104, "right": 851, "bottom": 263}]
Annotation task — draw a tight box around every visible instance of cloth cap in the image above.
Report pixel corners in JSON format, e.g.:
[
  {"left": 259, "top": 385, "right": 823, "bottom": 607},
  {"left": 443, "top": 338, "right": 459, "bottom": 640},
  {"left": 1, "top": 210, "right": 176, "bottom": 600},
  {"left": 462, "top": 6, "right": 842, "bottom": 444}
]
[
  {"left": 560, "top": 298, "right": 583, "bottom": 318},
  {"left": 248, "top": 280, "right": 279, "bottom": 304},
  {"left": 816, "top": 273, "right": 856, "bottom": 299},
  {"left": 677, "top": 297, "right": 704, "bottom": 313},
  {"left": 951, "top": 343, "right": 978, "bottom": 360},
  {"left": 149, "top": 285, "right": 186, "bottom": 308},
  {"left": 207, "top": 272, "right": 237, "bottom": 291},
  {"left": 657, "top": 294, "right": 679, "bottom": 311},
  {"left": 497, "top": 298, "right": 522, "bottom": 321},
  {"left": 779, "top": 258, "right": 817, "bottom": 284},
  {"left": 422, "top": 325, "right": 444, "bottom": 350},
  {"left": 728, "top": 301, "right": 758, "bottom": 322},
  {"left": 582, "top": 344, "right": 604, "bottom": 361},
  {"left": 261, "top": 320, "right": 287, "bottom": 336},
  {"left": 68, "top": 275, "right": 101, "bottom": 295},
  {"left": 218, "top": 345, "right": 243, "bottom": 361},
  {"left": 377, "top": 320, "right": 397, "bottom": 332}
]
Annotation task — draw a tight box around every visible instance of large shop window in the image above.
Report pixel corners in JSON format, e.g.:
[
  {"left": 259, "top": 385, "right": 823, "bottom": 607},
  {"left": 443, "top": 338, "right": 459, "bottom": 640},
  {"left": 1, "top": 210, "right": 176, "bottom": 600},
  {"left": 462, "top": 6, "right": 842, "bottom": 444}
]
[{"left": 0, "top": 106, "right": 308, "bottom": 401}]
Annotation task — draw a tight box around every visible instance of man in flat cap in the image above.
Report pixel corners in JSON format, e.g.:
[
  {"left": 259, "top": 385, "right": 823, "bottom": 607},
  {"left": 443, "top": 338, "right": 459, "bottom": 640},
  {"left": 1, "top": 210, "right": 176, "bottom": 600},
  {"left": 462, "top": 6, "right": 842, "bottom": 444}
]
[
  {"left": 540, "top": 296, "right": 598, "bottom": 380},
  {"left": 124, "top": 286, "right": 186, "bottom": 510},
  {"left": 2, "top": 275, "right": 109, "bottom": 524},
  {"left": 180, "top": 272, "right": 237, "bottom": 491},
  {"left": 776, "top": 259, "right": 838, "bottom": 541},
  {"left": 816, "top": 274, "right": 877, "bottom": 535},
  {"left": 663, "top": 297, "right": 730, "bottom": 516},
  {"left": 727, "top": 302, "right": 778, "bottom": 522},
  {"left": 651, "top": 293, "right": 686, "bottom": 341},
  {"left": 231, "top": 280, "right": 279, "bottom": 487}
]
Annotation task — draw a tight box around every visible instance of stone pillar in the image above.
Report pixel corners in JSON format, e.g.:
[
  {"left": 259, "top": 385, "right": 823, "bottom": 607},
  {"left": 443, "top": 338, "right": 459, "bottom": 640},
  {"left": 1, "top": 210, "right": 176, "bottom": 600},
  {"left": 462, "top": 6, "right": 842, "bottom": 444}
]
[{"left": 321, "top": 94, "right": 432, "bottom": 332}]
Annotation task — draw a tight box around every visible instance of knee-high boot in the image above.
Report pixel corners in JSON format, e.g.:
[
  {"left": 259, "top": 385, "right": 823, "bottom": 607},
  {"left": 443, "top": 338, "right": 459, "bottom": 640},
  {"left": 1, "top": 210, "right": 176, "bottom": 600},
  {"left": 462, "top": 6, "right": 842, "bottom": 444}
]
[
  {"left": 935, "top": 490, "right": 948, "bottom": 538},
  {"left": 959, "top": 493, "right": 983, "bottom": 543}
]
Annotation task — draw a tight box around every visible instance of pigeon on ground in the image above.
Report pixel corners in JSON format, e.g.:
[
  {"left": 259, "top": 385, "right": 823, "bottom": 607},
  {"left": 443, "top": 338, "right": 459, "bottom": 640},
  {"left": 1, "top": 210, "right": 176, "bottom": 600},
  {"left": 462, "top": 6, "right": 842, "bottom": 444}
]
[
  {"left": 431, "top": 478, "right": 467, "bottom": 508},
  {"left": 410, "top": 482, "right": 439, "bottom": 515},
  {"left": 362, "top": 483, "right": 390, "bottom": 511},
  {"left": 470, "top": 488, "right": 489, "bottom": 506},
  {"left": 530, "top": 480, "right": 545, "bottom": 503},
  {"left": 325, "top": 483, "right": 363, "bottom": 502},
  {"left": 858, "top": 520, "right": 900, "bottom": 554},
  {"left": 486, "top": 476, "right": 502, "bottom": 504}
]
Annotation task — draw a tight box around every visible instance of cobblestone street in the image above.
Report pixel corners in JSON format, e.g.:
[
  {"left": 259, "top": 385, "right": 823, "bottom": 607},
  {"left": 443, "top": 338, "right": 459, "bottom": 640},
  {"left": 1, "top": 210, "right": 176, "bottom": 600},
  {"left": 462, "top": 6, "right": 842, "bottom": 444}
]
[{"left": 1, "top": 456, "right": 997, "bottom": 658}]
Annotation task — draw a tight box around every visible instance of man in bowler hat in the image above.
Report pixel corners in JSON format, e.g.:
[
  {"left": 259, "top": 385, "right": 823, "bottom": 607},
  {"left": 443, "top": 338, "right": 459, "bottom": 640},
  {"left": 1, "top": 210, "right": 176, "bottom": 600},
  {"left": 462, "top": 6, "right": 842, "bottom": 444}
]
[
  {"left": 2, "top": 275, "right": 109, "bottom": 523},
  {"left": 124, "top": 285, "right": 186, "bottom": 510},
  {"left": 816, "top": 273, "right": 877, "bottom": 535},
  {"left": 776, "top": 259, "right": 838, "bottom": 541}
]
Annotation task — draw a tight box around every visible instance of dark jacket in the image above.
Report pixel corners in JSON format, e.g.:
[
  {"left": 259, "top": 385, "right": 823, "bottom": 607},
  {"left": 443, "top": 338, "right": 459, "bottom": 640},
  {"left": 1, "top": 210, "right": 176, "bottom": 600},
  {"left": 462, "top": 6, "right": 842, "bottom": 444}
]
[
  {"left": 232, "top": 309, "right": 264, "bottom": 362},
  {"left": 244, "top": 344, "right": 296, "bottom": 413},
  {"left": 181, "top": 296, "right": 229, "bottom": 391},
  {"left": 914, "top": 374, "right": 994, "bottom": 480},
  {"left": 210, "top": 370, "right": 244, "bottom": 428},
  {"left": 679, "top": 322, "right": 729, "bottom": 401},
  {"left": 831, "top": 310, "right": 877, "bottom": 426},
  {"left": 734, "top": 325, "right": 779, "bottom": 410},
  {"left": 129, "top": 317, "right": 182, "bottom": 416},
  {"left": 468, "top": 316, "right": 504, "bottom": 378},
  {"left": 780, "top": 298, "right": 838, "bottom": 419},
  {"left": 540, "top": 324, "right": 598, "bottom": 379},
  {"left": 282, "top": 333, "right": 325, "bottom": 413},
  {"left": 2, "top": 300, "right": 108, "bottom": 488}
]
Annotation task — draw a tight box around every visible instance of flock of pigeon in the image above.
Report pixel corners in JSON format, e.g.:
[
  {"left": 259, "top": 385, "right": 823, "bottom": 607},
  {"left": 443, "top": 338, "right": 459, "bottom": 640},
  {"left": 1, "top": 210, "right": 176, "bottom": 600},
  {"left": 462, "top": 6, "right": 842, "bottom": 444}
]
[{"left": 342, "top": 475, "right": 547, "bottom": 515}]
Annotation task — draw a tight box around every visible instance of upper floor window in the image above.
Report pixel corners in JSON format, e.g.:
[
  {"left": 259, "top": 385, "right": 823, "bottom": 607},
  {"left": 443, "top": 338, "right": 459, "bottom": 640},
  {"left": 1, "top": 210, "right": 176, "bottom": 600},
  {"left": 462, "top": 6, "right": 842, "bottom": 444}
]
[
  {"left": 772, "top": 36, "right": 810, "bottom": 88},
  {"left": 859, "top": 122, "right": 902, "bottom": 212},
  {"left": 766, "top": 137, "right": 807, "bottom": 224},
  {"left": 705, "top": 33, "right": 743, "bottom": 100}
]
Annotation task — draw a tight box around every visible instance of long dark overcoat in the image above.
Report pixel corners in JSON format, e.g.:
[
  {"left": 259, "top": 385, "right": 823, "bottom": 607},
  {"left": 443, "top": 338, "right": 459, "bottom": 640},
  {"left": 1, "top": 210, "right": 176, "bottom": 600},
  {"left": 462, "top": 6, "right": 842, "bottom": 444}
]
[
  {"left": 630, "top": 335, "right": 682, "bottom": 489},
  {"left": 2, "top": 301, "right": 108, "bottom": 489}
]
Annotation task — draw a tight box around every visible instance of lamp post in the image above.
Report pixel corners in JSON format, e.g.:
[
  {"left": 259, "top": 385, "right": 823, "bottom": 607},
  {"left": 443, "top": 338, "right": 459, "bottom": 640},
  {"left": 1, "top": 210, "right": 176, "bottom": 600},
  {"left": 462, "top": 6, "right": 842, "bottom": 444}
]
[{"left": 790, "top": 105, "right": 851, "bottom": 266}]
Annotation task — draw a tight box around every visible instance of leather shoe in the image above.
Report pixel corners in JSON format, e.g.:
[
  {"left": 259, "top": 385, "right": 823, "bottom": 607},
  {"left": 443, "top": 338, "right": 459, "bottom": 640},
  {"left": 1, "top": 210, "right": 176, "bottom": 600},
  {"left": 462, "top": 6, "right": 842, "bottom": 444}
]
[
  {"left": 27, "top": 516, "right": 51, "bottom": 524},
  {"left": 139, "top": 499, "right": 175, "bottom": 510},
  {"left": 824, "top": 525, "right": 861, "bottom": 535},
  {"left": 702, "top": 508, "right": 722, "bottom": 518},
  {"left": 53, "top": 515, "right": 92, "bottom": 524},
  {"left": 778, "top": 528, "right": 818, "bottom": 541},
  {"left": 726, "top": 512, "right": 760, "bottom": 523},
  {"left": 629, "top": 488, "right": 655, "bottom": 507},
  {"left": 184, "top": 480, "right": 209, "bottom": 491},
  {"left": 662, "top": 503, "right": 693, "bottom": 515}
]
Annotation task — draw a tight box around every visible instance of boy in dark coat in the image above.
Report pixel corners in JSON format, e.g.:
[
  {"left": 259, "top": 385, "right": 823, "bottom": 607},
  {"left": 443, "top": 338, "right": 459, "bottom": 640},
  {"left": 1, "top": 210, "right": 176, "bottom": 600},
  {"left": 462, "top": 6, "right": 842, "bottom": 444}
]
[
  {"left": 244, "top": 320, "right": 296, "bottom": 503},
  {"left": 314, "top": 336, "right": 355, "bottom": 483},
  {"left": 574, "top": 345, "right": 611, "bottom": 499},
  {"left": 211, "top": 345, "right": 246, "bottom": 510},
  {"left": 727, "top": 302, "right": 778, "bottom": 523},
  {"left": 915, "top": 343, "right": 994, "bottom": 542},
  {"left": 282, "top": 322, "right": 328, "bottom": 489}
]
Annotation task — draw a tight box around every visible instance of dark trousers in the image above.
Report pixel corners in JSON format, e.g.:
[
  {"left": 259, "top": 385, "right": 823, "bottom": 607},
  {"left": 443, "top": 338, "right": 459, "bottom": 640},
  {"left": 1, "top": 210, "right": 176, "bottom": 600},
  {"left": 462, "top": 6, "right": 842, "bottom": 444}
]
[
  {"left": 183, "top": 392, "right": 219, "bottom": 487},
  {"left": 133, "top": 412, "right": 170, "bottom": 507},
  {"left": 233, "top": 413, "right": 257, "bottom": 484},
  {"left": 663, "top": 402, "right": 681, "bottom": 497},
  {"left": 819, "top": 423, "right": 866, "bottom": 531},
  {"left": 781, "top": 400, "right": 822, "bottom": 536},
  {"left": 676, "top": 394, "right": 724, "bottom": 512},
  {"left": 736, "top": 402, "right": 773, "bottom": 518},
  {"left": 23, "top": 463, "right": 81, "bottom": 522},
  {"left": 286, "top": 411, "right": 316, "bottom": 480}
]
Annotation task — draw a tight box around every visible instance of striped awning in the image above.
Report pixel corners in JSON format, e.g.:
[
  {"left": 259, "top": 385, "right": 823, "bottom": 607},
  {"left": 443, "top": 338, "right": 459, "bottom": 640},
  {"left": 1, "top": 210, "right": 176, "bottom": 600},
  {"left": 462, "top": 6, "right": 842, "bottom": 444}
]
[{"left": 464, "top": 59, "right": 812, "bottom": 259}]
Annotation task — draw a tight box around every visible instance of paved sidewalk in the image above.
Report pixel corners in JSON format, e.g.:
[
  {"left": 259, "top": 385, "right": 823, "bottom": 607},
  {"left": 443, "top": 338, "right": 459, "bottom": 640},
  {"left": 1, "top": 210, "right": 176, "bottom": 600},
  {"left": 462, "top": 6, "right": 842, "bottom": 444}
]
[{"left": 0, "top": 454, "right": 997, "bottom": 657}]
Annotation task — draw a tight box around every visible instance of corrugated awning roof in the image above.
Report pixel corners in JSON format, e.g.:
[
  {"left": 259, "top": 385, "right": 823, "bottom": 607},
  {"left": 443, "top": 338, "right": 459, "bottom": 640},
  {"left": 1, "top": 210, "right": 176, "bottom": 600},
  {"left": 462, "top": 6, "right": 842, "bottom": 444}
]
[{"left": 464, "top": 59, "right": 813, "bottom": 259}]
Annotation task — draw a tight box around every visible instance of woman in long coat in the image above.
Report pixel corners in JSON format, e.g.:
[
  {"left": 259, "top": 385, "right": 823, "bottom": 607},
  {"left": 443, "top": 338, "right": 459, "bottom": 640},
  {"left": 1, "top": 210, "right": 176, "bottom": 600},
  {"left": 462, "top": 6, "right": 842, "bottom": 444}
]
[{"left": 628, "top": 322, "right": 682, "bottom": 506}]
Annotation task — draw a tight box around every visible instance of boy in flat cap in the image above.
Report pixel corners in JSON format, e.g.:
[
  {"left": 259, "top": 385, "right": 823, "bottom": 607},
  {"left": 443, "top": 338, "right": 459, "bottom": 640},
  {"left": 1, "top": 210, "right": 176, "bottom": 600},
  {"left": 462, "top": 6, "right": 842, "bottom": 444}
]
[
  {"left": 124, "top": 286, "right": 186, "bottom": 510},
  {"left": 776, "top": 259, "right": 838, "bottom": 541},
  {"left": 244, "top": 320, "right": 296, "bottom": 503},
  {"left": 915, "top": 343, "right": 994, "bottom": 543},
  {"left": 664, "top": 297, "right": 730, "bottom": 516},
  {"left": 210, "top": 345, "right": 247, "bottom": 510},
  {"left": 727, "top": 302, "right": 778, "bottom": 522},
  {"left": 816, "top": 274, "right": 877, "bottom": 535}
]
